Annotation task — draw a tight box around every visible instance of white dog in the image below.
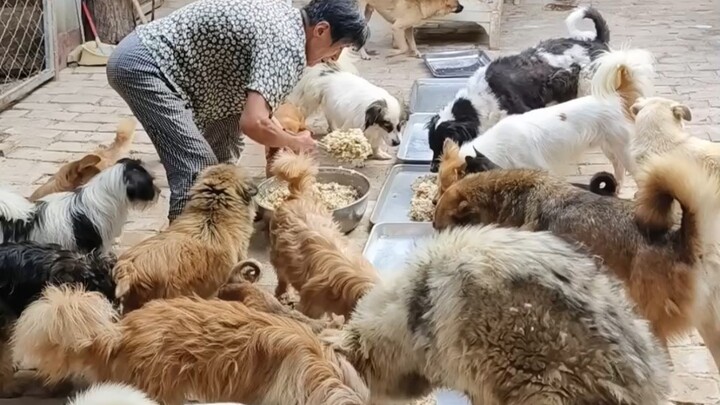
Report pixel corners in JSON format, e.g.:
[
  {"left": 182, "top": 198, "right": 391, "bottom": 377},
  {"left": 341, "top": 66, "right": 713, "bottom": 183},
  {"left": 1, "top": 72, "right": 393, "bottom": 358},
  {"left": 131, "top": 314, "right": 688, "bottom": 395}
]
[
  {"left": 288, "top": 66, "right": 404, "bottom": 160},
  {"left": 0, "top": 158, "right": 159, "bottom": 252},
  {"left": 458, "top": 48, "right": 655, "bottom": 190},
  {"left": 69, "top": 383, "right": 158, "bottom": 405}
]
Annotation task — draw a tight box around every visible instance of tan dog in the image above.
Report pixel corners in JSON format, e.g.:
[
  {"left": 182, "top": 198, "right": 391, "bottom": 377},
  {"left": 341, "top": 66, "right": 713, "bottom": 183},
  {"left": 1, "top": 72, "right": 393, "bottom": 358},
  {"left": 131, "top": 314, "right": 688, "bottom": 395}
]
[
  {"left": 266, "top": 103, "right": 308, "bottom": 177},
  {"left": 217, "top": 259, "right": 345, "bottom": 333},
  {"left": 323, "top": 226, "right": 669, "bottom": 404},
  {"left": 358, "top": 0, "right": 464, "bottom": 58},
  {"left": 29, "top": 118, "right": 136, "bottom": 201},
  {"left": 12, "top": 285, "right": 369, "bottom": 405},
  {"left": 630, "top": 96, "right": 720, "bottom": 171},
  {"left": 113, "top": 164, "right": 257, "bottom": 313},
  {"left": 269, "top": 151, "right": 379, "bottom": 319},
  {"left": 433, "top": 152, "right": 720, "bottom": 359}
]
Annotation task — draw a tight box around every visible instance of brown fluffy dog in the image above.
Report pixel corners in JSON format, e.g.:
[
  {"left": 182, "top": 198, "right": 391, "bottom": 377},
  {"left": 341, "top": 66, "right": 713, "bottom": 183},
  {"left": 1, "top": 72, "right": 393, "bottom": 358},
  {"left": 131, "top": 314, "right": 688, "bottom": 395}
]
[
  {"left": 433, "top": 151, "right": 720, "bottom": 350},
  {"left": 29, "top": 118, "right": 136, "bottom": 201},
  {"left": 11, "top": 285, "right": 369, "bottom": 405},
  {"left": 323, "top": 226, "right": 669, "bottom": 404},
  {"left": 113, "top": 164, "right": 257, "bottom": 313},
  {"left": 265, "top": 103, "right": 307, "bottom": 177},
  {"left": 269, "top": 151, "right": 379, "bottom": 319},
  {"left": 217, "top": 259, "right": 345, "bottom": 333}
]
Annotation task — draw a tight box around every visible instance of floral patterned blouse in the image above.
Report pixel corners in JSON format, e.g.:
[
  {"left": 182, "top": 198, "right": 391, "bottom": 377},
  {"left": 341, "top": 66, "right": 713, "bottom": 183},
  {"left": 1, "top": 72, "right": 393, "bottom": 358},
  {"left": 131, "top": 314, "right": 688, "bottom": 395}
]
[{"left": 136, "top": 0, "right": 307, "bottom": 130}]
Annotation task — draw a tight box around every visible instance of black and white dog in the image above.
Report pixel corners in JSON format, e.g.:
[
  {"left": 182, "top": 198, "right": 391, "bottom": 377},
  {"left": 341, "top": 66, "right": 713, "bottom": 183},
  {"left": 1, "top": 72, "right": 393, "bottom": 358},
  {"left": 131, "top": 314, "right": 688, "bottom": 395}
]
[
  {"left": 0, "top": 158, "right": 159, "bottom": 253},
  {"left": 0, "top": 241, "right": 117, "bottom": 319},
  {"left": 426, "top": 6, "right": 611, "bottom": 171}
]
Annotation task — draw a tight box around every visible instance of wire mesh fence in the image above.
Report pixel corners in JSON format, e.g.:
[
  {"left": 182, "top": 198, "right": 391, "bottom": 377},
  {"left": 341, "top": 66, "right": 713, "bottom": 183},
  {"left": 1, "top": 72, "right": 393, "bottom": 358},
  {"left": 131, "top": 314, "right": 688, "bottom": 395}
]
[{"left": 0, "top": 0, "right": 55, "bottom": 110}]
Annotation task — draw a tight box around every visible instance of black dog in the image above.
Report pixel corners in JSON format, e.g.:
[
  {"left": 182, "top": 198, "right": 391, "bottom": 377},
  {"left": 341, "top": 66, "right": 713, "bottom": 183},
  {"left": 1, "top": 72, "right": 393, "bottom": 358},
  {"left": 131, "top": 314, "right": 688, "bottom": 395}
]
[{"left": 426, "top": 7, "right": 610, "bottom": 172}]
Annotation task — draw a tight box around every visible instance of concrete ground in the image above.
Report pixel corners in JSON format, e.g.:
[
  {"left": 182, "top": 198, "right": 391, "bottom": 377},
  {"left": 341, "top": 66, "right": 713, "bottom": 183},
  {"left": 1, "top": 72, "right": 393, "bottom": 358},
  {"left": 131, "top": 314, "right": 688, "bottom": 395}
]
[{"left": 0, "top": 0, "right": 719, "bottom": 403}]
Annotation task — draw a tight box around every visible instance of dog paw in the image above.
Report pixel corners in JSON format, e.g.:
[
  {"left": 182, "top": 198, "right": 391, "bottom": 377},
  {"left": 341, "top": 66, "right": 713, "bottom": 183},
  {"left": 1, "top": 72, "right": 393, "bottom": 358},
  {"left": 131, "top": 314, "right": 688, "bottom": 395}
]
[
  {"left": 372, "top": 151, "right": 393, "bottom": 160},
  {"left": 411, "top": 49, "right": 422, "bottom": 58}
]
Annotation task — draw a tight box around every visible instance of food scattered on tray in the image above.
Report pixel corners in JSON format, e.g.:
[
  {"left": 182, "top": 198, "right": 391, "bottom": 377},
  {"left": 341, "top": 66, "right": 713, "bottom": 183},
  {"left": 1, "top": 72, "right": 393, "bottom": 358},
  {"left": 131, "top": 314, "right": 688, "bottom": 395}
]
[
  {"left": 321, "top": 128, "right": 372, "bottom": 167},
  {"left": 258, "top": 181, "right": 359, "bottom": 211},
  {"left": 409, "top": 174, "right": 438, "bottom": 222}
]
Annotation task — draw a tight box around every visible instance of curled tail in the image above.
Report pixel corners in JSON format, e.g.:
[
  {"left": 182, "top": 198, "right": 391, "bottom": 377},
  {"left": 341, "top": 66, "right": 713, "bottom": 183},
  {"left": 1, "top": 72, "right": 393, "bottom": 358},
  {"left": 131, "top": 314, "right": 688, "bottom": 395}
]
[
  {"left": 590, "top": 48, "right": 655, "bottom": 111},
  {"left": 635, "top": 152, "right": 720, "bottom": 264},
  {"left": 109, "top": 118, "right": 136, "bottom": 155},
  {"left": 565, "top": 6, "right": 611, "bottom": 44},
  {"left": 271, "top": 151, "right": 318, "bottom": 199},
  {"left": 589, "top": 171, "right": 617, "bottom": 196},
  {"left": 69, "top": 383, "right": 158, "bottom": 405},
  {"left": 11, "top": 285, "right": 120, "bottom": 385}
]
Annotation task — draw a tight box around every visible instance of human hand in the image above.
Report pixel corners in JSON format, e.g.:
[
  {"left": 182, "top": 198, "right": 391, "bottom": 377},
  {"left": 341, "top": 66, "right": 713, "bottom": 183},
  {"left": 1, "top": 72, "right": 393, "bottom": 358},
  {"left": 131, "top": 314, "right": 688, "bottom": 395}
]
[{"left": 290, "top": 130, "right": 316, "bottom": 152}]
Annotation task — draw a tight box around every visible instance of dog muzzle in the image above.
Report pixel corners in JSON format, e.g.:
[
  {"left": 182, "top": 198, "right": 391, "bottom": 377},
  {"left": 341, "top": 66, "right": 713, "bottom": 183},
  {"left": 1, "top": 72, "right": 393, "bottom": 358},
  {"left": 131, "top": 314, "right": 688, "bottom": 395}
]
[{"left": 454, "top": 4, "right": 464, "bottom": 12}]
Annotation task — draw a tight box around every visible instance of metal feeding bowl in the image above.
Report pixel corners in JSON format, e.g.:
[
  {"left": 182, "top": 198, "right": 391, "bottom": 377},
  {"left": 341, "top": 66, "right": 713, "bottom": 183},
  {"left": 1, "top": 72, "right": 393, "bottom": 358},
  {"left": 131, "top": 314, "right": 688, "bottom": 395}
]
[{"left": 255, "top": 167, "right": 371, "bottom": 234}]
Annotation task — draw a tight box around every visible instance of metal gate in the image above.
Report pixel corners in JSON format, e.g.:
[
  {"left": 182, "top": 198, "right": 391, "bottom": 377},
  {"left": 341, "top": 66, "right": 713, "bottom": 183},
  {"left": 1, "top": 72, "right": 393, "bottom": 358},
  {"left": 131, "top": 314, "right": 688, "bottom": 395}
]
[{"left": 0, "top": 0, "right": 55, "bottom": 110}]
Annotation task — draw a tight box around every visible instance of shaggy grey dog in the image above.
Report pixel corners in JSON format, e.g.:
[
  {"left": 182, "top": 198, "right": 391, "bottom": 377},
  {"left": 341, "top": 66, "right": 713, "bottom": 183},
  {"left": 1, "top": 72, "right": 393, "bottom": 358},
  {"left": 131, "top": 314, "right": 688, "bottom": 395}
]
[{"left": 325, "top": 226, "right": 669, "bottom": 405}]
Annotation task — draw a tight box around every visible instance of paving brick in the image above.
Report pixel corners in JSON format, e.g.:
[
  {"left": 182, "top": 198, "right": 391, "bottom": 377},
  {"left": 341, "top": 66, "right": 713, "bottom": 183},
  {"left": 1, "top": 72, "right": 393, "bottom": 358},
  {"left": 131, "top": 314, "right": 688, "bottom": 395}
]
[
  {"left": 0, "top": 109, "right": 28, "bottom": 118},
  {"left": 74, "top": 113, "right": 126, "bottom": 124},
  {"left": 45, "top": 141, "right": 98, "bottom": 153},
  {"left": 48, "top": 121, "right": 102, "bottom": 132},
  {"left": 50, "top": 94, "right": 103, "bottom": 104},
  {"left": 26, "top": 110, "right": 79, "bottom": 121}
]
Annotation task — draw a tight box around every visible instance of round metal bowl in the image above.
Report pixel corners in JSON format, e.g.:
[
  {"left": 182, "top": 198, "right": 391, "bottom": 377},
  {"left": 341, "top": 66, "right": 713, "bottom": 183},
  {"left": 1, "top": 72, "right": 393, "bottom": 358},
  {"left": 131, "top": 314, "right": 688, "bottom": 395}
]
[{"left": 255, "top": 167, "right": 371, "bottom": 234}]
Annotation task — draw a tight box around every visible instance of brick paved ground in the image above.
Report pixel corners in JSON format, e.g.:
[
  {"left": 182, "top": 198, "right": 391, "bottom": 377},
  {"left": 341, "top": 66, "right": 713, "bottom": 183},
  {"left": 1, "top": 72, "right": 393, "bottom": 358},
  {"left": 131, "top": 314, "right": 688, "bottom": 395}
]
[{"left": 0, "top": 0, "right": 718, "bottom": 403}]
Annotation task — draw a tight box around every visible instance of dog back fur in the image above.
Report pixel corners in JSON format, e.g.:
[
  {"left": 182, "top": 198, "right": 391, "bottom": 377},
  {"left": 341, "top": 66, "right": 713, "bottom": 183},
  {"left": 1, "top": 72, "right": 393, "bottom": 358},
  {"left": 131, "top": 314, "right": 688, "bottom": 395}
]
[
  {"left": 330, "top": 226, "right": 668, "bottom": 404},
  {"left": 12, "top": 285, "right": 368, "bottom": 404},
  {"left": 113, "top": 164, "right": 257, "bottom": 313}
]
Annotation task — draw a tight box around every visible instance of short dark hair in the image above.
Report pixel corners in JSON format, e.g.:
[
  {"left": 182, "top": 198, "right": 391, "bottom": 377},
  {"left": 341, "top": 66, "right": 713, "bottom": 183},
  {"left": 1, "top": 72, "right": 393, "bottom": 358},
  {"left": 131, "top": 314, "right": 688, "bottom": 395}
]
[{"left": 303, "top": 0, "right": 369, "bottom": 49}]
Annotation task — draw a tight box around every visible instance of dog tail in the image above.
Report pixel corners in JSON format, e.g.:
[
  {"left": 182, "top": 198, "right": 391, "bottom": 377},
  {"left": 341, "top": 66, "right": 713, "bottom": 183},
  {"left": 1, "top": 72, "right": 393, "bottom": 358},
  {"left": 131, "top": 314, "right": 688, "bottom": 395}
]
[
  {"left": 271, "top": 150, "right": 318, "bottom": 199},
  {"left": 107, "top": 118, "right": 136, "bottom": 157},
  {"left": 589, "top": 171, "right": 618, "bottom": 196},
  {"left": 69, "top": 383, "right": 158, "bottom": 405},
  {"left": 590, "top": 48, "right": 655, "bottom": 106},
  {"left": 565, "top": 6, "right": 610, "bottom": 44},
  {"left": 12, "top": 285, "right": 121, "bottom": 385},
  {"left": 635, "top": 151, "right": 720, "bottom": 265}
]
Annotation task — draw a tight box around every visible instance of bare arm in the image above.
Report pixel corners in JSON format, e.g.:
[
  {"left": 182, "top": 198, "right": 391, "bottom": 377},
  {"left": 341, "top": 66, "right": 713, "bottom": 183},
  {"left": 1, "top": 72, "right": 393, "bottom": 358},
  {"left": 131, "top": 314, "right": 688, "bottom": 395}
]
[{"left": 240, "top": 91, "right": 315, "bottom": 151}]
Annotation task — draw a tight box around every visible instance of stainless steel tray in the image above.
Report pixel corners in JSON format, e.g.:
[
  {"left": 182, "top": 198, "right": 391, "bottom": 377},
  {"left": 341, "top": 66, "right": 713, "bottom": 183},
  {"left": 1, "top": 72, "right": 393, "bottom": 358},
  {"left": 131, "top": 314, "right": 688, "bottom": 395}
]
[
  {"left": 409, "top": 78, "right": 467, "bottom": 114},
  {"left": 423, "top": 49, "right": 491, "bottom": 78},
  {"left": 370, "top": 165, "right": 434, "bottom": 225},
  {"left": 397, "top": 113, "right": 434, "bottom": 162},
  {"left": 363, "top": 223, "right": 471, "bottom": 405}
]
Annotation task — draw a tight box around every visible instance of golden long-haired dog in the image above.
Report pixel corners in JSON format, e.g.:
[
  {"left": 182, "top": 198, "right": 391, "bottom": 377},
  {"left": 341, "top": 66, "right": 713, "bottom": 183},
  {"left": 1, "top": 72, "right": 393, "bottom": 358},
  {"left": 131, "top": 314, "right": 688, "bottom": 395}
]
[
  {"left": 323, "top": 226, "right": 669, "bottom": 404},
  {"left": 433, "top": 151, "right": 720, "bottom": 357},
  {"left": 269, "top": 151, "right": 379, "bottom": 319},
  {"left": 29, "top": 118, "right": 136, "bottom": 201},
  {"left": 218, "top": 259, "right": 345, "bottom": 333},
  {"left": 113, "top": 164, "right": 257, "bottom": 313},
  {"left": 11, "top": 285, "right": 369, "bottom": 405},
  {"left": 266, "top": 103, "right": 308, "bottom": 177}
]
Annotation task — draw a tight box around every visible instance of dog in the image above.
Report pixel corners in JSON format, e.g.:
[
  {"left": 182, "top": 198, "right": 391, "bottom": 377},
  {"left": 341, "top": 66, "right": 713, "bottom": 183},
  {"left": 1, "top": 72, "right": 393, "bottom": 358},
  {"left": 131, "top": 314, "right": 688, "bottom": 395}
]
[
  {"left": 322, "top": 225, "right": 669, "bottom": 404},
  {"left": 435, "top": 139, "right": 618, "bottom": 203},
  {"left": 113, "top": 164, "right": 257, "bottom": 314},
  {"left": 266, "top": 103, "right": 309, "bottom": 178},
  {"left": 217, "top": 259, "right": 345, "bottom": 333},
  {"left": 426, "top": 6, "right": 611, "bottom": 171},
  {"left": 433, "top": 151, "right": 720, "bottom": 362},
  {"left": 0, "top": 241, "right": 116, "bottom": 397},
  {"left": 68, "top": 383, "right": 158, "bottom": 405},
  {"left": 29, "top": 119, "right": 136, "bottom": 201},
  {"left": 12, "top": 285, "right": 369, "bottom": 405},
  {"left": 454, "top": 48, "right": 654, "bottom": 191},
  {"left": 269, "top": 151, "right": 379, "bottom": 319},
  {"left": 288, "top": 67, "right": 405, "bottom": 160},
  {"left": 356, "top": 0, "right": 464, "bottom": 59},
  {"left": 0, "top": 158, "right": 159, "bottom": 253},
  {"left": 630, "top": 96, "right": 720, "bottom": 169}
]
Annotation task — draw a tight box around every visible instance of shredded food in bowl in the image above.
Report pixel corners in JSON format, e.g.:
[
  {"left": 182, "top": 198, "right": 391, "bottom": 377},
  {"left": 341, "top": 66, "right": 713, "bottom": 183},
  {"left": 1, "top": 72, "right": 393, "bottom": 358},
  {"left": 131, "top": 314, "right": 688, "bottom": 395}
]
[
  {"left": 258, "top": 181, "right": 359, "bottom": 212},
  {"left": 409, "top": 174, "right": 437, "bottom": 222}
]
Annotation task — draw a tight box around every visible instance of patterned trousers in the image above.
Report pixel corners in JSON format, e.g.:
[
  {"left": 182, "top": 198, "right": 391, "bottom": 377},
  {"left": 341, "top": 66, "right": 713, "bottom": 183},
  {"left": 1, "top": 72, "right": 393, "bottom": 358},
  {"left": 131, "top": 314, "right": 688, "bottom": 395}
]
[{"left": 106, "top": 31, "right": 244, "bottom": 222}]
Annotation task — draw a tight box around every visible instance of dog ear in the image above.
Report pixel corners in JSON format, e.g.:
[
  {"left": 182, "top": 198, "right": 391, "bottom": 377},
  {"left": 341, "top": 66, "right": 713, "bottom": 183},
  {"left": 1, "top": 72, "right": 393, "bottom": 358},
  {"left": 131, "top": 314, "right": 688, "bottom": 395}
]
[
  {"left": 77, "top": 154, "right": 101, "bottom": 170},
  {"left": 672, "top": 104, "right": 692, "bottom": 122},
  {"left": 364, "top": 100, "right": 387, "bottom": 130}
]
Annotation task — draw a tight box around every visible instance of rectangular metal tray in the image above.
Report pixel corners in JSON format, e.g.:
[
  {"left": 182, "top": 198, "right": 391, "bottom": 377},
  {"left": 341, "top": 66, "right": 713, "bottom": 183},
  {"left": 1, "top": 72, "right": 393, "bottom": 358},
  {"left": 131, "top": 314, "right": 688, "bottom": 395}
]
[
  {"left": 370, "top": 164, "right": 434, "bottom": 225},
  {"left": 409, "top": 78, "right": 467, "bottom": 114},
  {"left": 363, "top": 223, "right": 471, "bottom": 405},
  {"left": 397, "top": 113, "right": 434, "bottom": 162},
  {"left": 423, "top": 49, "right": 491, "bottom": 78}
]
